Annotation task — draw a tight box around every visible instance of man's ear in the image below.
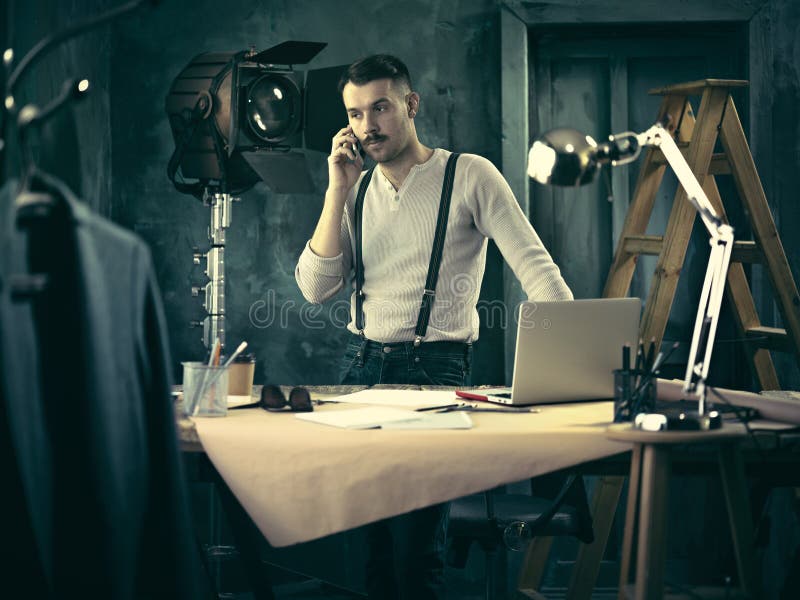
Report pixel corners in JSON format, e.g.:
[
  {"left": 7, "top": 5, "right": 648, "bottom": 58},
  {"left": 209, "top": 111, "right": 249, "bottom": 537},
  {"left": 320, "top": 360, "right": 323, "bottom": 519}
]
[{"left": 407, "top": 91, "right": 420, "bottom": 118}]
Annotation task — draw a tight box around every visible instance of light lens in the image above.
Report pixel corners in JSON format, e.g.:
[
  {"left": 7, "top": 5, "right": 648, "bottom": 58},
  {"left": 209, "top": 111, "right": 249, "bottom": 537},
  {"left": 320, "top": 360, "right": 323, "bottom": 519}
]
[{"left": 245, "top": 75, "right": 299, "bottom": 142}]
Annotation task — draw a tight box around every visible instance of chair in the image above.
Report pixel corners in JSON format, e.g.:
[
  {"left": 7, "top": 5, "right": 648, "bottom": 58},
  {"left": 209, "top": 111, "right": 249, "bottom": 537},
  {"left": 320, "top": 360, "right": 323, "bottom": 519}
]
[{"left": 448, "top": 473, "right": 594, "bottom": 600}]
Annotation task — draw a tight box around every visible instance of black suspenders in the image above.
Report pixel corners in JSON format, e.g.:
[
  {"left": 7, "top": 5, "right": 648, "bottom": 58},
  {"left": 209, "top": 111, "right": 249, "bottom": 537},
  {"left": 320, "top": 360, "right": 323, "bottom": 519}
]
[
  {"left": 353, "top": 167, "right": 375, "bottom": 336},
  {"left": 354, "top": 152, "right": 460, "bottom": 344}
]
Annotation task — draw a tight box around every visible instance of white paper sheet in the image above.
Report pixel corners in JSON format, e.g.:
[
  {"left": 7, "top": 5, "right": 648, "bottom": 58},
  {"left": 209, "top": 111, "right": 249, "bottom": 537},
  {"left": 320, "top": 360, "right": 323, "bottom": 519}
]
[
  {"left": 381, "top": 411, "right": 473, "bottom": 430},
  {"left": 228, "top": 395, "right": 258, "bottom": 408},
  {"left": 295, "top": 406, "right": 424, "bottom": 429},
  {"left": 325, "top": 389, "right": 460, "bottom": 408},
  {"left": 295, "top": 406, "right": 474, "bottom": 430}
]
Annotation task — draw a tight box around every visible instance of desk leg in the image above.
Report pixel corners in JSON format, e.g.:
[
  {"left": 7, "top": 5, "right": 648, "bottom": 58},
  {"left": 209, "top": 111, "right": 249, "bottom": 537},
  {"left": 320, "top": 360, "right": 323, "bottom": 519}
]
[
  {"left": 618, "top": 444, "right": 643, "bottom": 598},
  {"left": 635, "top": 444, "right": 670, "bottom": 600},
  {"left": 718, "top": 442, "right": 760, "bottom": 597},
  {"left": 214, "top": 473, "right": 277, "bottom": 600},
  {"left": 566, "top": 475, "right": 626, "bottom": 600}
]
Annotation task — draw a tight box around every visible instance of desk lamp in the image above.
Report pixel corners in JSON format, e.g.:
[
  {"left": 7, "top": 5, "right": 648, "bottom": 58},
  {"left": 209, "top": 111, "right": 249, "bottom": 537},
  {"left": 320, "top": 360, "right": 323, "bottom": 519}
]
[{"left": 528, "top": 124, "right": 730, "bottom": 430}]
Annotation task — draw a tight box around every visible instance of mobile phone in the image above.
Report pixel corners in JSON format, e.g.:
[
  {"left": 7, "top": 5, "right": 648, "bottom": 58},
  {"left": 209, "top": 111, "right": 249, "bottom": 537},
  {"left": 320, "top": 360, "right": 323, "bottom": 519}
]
[{"left": 352, "top": 139, "right": 365, "bottom": 160}]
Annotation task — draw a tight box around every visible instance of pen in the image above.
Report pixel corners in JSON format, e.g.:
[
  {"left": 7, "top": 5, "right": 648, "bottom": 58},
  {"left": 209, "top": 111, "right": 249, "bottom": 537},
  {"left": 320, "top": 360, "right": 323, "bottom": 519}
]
[
  {"left": 207, "top": 338, "right": 220, "bottom": 367},
  {"left": 213, "top": 341, "right": 222, "bottom": 366},
  {"left": 645, "top": 337, "right": 656, "bottom": 372},
  {"left": 192, "top": 341, "right": 249, "bottom": 414},
  {"left": 220, "top": 341, "right": 248, "bottom": 369},
  {"left": 633, "top": 339, "right": 643, "bottom": 390},
  {"left": 416, "top": 403, "right": 462, "bottom": 412},
  {"left": 634, "top": 339, "right": 643, "bottom": 373},
  {"left": 650, "top": 341, "right": 679, "bottom": 374},
  {"left": 438, "top": 405, "right": 540, "bottom": 413},
  {"left": 622, "top": 343, "right": 630, "bottom": 372}
]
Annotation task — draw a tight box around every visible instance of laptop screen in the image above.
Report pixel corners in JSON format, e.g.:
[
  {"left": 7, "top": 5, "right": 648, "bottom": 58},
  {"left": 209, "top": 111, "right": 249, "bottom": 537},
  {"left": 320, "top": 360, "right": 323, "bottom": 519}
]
[{"left": 510, "top": 298, "right": 641, "bottom": 404}]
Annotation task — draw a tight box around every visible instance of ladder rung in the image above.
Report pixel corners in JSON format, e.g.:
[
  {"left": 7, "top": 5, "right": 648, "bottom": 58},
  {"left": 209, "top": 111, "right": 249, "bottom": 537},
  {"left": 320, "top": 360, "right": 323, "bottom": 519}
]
[
  {"left": 652, "top": 150, "right": 730, "bottom": 174},
  {"left": 745, "top": 326, "right": 792, "bottom": 352},
  {"left": 623, "top": 235, "right": 663, "bottom": 256},
  {"left": 731, "top": 241, "right": 763, "bottom": 264},
  {"left": 648, "top": 79, "right": 749, "bottom": 96},
  {"left": 623, "top": 236, "right": 761, "bottom": 263},
  {"left": 708, "top": 154, "right": 731, "bottom": 175}
]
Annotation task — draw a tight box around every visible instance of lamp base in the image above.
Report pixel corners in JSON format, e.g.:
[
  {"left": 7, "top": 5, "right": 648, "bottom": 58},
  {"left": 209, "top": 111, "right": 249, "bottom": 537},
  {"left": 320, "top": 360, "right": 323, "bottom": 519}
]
[{"left": 634, "top": 408, "right": 722, "bottom": 432}]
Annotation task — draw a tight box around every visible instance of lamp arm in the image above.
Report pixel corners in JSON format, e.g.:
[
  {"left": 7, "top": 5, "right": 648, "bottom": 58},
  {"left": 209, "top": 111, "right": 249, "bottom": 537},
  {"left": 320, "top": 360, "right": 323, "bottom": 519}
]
[
  {"left": 687, "top": 238, "right": 734, "bottom": 411},
  {"left": 635, "top": 122, "right": 735, "bottom": 410},
  {"left": 636, "top": 123, "right": 726, "bottom": 238}
]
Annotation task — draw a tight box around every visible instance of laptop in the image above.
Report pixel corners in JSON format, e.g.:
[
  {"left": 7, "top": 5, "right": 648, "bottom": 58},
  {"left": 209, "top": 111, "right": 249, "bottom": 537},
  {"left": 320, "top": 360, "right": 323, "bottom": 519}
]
[{"left": 456, "top": 298, "right": 641, "bottom": 406}]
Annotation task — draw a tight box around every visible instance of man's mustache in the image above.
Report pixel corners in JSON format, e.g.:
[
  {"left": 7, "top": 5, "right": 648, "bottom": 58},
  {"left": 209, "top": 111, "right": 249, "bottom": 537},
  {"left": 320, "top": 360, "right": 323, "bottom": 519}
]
[{"left": 363, "top": 135, "right": 387, "bottom": 144}]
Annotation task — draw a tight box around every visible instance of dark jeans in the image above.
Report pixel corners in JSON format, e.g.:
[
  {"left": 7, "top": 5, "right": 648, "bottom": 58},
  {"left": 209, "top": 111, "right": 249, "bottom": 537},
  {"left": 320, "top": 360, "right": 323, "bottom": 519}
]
[{"left": 339, "top": 334, "right": 472, "bottom": 600}]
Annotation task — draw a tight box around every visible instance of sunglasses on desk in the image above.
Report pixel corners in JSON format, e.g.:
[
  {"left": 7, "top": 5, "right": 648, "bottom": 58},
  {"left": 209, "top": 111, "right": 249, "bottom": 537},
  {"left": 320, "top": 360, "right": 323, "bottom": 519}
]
[{"left": 260, "top": 385, "right": 313, "bottom": 412}]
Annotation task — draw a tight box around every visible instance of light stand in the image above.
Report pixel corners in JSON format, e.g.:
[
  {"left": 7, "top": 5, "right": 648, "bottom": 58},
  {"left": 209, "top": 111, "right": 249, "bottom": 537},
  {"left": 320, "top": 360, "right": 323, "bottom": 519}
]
[
  {"left": 191, "top": 189, "right": 237, "bottom": 351},
  {"left": 529, "top": 122, "right": 733, "bottom": 430}
]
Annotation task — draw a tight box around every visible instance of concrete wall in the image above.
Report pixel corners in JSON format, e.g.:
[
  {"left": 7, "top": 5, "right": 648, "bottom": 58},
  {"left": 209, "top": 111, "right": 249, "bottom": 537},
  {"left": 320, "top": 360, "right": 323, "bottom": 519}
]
[{"left": 109, "top": 0, "right": 506, "bottom": 385}]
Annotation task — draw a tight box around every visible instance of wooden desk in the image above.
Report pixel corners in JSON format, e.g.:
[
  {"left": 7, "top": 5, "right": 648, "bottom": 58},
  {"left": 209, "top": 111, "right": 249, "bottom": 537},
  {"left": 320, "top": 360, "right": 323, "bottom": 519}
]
[
  {"left": 184, "top": 388, "right": 629, "bottom": 548},
  {"left": 178, "top": 387, "right": 800, "bottom": 598}
]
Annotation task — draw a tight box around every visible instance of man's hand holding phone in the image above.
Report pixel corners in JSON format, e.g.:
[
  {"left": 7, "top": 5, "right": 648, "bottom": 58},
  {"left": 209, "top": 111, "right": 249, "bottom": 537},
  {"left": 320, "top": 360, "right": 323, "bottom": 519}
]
[
  {"left": 328, "top": 126, "right": 364, "bottom": 194},
  {"left": 310, "top": 127, "right": 365, "bottom": 258}
]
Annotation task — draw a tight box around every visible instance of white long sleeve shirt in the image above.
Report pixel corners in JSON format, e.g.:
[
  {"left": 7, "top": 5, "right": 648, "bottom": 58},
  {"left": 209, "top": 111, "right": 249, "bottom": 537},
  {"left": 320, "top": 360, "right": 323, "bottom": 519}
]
[{"left": 295, "top": 148, "right": 572, "bottom": 343}]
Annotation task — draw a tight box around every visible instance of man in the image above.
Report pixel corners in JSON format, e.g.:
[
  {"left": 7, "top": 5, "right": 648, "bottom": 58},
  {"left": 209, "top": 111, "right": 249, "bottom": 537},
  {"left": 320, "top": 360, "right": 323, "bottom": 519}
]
[{"left": 295, "top": 55, "right": 572, "bottom": 599}]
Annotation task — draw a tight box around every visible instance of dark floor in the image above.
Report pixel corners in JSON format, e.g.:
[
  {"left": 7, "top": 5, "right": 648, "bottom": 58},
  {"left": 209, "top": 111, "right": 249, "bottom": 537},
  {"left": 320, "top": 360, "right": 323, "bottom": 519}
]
[
  {"left": 206, "top": 550, "right": 620, "bottom": 600},
  {"left": 268, "top": 577, "right": 620, "bottom": 600},
  {"left": 206, "top": 549, "right": 758, "bottom": 600}
]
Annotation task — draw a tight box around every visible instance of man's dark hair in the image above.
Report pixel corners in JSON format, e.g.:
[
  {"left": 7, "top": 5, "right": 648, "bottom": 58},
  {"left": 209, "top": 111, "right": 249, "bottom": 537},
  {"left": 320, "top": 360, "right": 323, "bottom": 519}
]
[{"left": 337, "top": 54, "right": 412, "bottom": 94}]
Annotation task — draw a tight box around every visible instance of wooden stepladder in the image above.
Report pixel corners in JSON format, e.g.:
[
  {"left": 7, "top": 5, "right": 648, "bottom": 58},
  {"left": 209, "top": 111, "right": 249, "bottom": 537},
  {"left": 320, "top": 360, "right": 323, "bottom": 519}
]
[
  {"left": 565, "top": 79, "right": 800, "bottom": 600},
  {"left": 604, "top": 78, "right": 800, "bottom": 390}
]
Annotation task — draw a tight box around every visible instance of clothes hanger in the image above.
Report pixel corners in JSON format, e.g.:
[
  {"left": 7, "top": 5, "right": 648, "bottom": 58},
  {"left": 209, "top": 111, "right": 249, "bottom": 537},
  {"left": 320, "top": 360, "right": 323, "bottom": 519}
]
[
  {"left": 0, "top": 0, "right": 157, "bottom": 301},
  {"left": 1, "top": 0, "right": 156, "bottom": 197}
]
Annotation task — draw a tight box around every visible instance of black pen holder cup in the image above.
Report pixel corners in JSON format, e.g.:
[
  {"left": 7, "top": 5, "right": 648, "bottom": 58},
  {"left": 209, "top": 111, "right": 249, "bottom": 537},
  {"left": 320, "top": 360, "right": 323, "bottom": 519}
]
[{"left": 613, "top": 369, "right": 657, "bottom": 423}]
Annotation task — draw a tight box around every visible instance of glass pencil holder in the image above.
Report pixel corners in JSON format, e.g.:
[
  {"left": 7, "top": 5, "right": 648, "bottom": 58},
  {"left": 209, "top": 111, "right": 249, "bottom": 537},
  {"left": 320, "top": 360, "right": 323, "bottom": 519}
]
[{"left": 182, "top": 361, "right": 229, "bottom": 417}]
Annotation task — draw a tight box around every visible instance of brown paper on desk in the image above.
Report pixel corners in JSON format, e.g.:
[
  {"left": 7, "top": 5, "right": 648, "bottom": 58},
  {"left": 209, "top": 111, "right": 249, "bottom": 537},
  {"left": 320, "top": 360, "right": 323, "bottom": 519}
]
[{"left": 193, "top": 401, "right": 629, "bottom": 547}]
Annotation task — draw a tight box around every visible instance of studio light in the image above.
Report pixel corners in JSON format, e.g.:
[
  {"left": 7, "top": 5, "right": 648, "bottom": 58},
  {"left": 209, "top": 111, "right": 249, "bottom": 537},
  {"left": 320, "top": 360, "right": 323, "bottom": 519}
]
[
  {"left": 165, "top": 41, "right": 347, "bottom": 351},
  {"left": 529, "top": 123, "right": 732, "bottom": 430},
  {"left": 165, "top": 40, "right": 344, "bottom": 196}
]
